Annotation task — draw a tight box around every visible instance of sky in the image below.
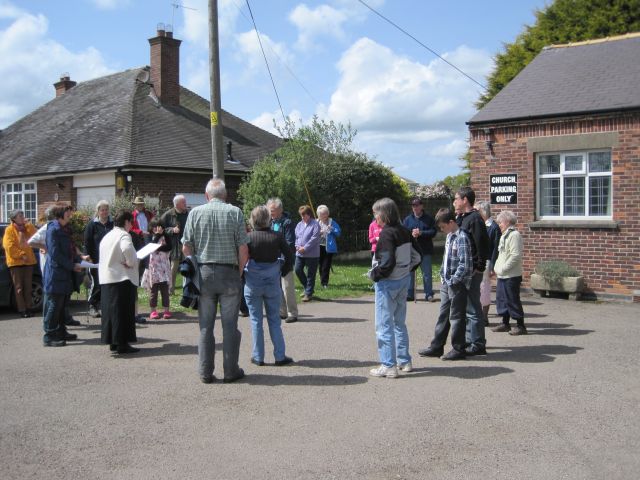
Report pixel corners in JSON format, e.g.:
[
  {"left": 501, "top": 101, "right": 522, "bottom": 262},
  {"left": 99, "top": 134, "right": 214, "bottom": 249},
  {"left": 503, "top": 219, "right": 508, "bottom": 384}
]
[{"left": 0, "top": 0, "right": 549, "bottom": 184}]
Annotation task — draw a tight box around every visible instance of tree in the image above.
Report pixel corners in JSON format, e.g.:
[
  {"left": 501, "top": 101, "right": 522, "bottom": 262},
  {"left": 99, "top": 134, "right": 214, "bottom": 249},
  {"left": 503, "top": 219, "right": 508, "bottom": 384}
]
[
  {"left": 238, "top": 116, "right": 410, "bottom": 247},
  {"left": 477, "top": 0, "right": 640, "bottom": 108}
]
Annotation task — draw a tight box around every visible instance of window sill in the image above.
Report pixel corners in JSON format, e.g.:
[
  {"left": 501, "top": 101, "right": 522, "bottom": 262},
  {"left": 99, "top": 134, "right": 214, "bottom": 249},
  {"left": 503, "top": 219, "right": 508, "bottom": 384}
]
[{"left": 529, "top": 220, "right": 619, "bottom": 230}]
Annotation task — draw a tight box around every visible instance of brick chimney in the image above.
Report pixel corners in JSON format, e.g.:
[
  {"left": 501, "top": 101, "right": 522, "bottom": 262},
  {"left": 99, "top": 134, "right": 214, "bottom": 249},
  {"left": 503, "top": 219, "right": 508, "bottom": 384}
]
[
  {"left": 148, "top": 24, "right": 182, "bottom": 106},
  {"left": 54, "top": 73, "right": 77, "bottom": 97}
]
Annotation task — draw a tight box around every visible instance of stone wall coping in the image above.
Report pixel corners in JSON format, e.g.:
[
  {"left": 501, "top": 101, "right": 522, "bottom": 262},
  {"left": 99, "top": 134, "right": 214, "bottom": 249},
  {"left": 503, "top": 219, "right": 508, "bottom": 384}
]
[{"left": 528, "top": 220, "right": 620, "bottom": 230}]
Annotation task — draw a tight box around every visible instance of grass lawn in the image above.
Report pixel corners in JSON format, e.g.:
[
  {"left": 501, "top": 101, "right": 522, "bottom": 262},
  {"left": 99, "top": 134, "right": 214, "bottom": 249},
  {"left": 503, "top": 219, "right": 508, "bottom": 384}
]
[{"left": 73, "top": 254, "right": 443, "bottom": 313}]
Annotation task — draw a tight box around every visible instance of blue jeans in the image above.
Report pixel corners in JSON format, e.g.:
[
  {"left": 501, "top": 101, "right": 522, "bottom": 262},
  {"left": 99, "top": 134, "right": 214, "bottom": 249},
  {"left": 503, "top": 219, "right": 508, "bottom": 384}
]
[
  {"left": 408, "top": 254, "right": 433, "bottom": 298},
  {"left": 294, "top": 256, "right": 319, "bottom": 296},
  {"left": 465, "top": 271, "right": 486, "bottom": 348},
  {"left": 42, "top": 293, "right": 68, "bottom": 343},
  {"left": 374, "top": 275, "right": 412, "bottom": 367},
  {"left": 197, "top": 264, "right": 242, "bottom": 379},
  {"left": 244, "top": 260, "right": 286, "bottom": 362}
]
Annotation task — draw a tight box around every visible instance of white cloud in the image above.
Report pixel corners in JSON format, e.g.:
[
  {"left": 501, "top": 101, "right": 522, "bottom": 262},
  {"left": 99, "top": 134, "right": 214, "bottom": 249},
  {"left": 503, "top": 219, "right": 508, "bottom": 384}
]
[
  {"left": 288, "top": 4, "right": 348, "bottom": 50},
  {"left": 89, "top": 0, "right": 131, "bottom": 10},
  {"left": 316, "top": 37, "right": 490, "bottom": 184},
  {"left": 234, "top": 30, "right": 294, "bottom": 81},
  {"left": 0, "top": 5, "right": 112, "bottom": 128},
  {"left": 251, "top": 109, "right": 304, "bottom": 135},
  {"left": 427, "top": 138, "right": 468, "bottom": 157},
  {"left": 326, "top": 37, "right": 491, "bottom": 133},
  {"left": 181, "top": 0, "right": 239, "bottom": 47}
]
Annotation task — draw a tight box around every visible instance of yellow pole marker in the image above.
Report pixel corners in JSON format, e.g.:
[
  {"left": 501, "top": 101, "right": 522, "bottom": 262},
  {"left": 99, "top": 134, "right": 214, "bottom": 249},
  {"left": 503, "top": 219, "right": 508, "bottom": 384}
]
[{"left": 210, "top": 111, "right": 219, "bottom": 126}]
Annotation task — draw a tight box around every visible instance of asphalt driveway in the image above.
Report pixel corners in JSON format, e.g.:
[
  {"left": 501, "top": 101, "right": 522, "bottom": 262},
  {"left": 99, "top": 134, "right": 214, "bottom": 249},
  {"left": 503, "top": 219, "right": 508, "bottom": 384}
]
[{"left": 0, "top": 293, "right": 638, "bottom": 479}]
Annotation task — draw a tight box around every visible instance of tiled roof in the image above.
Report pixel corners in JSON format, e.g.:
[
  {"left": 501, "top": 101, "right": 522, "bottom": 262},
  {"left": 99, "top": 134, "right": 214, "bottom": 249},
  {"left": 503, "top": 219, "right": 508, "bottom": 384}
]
[
  {"left": 0, "top": 67, "right": 283, "bottom": 179},
  {"left": 468, "top": 34, "right": 640, "bottom": 125}
]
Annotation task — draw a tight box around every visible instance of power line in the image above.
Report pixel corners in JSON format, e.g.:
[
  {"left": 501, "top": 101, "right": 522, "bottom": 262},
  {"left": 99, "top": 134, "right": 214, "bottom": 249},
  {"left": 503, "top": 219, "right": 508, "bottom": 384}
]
[
  {"left": 231, "top": 0, "right": 321, "bottom": 107},
  {"left": 245, "top": 0, "right": 287, "bottom": 125},
  {"left": 357, "top": 0, "right": 487, "bottom": 90}
]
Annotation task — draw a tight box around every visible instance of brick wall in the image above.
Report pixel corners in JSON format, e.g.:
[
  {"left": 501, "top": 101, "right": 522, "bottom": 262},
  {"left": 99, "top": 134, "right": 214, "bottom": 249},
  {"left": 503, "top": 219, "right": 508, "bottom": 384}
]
[
  {"left": 118, "top": 171, "right": 245, "bottom": 212},
  {"left": 469, "top": 112, "right": 640, "bottom": 302},
  {"left": 37, "top": 177, "right": 76, "bottom": 221},
  {"left": 36, "top": 172, "right": 245, "bottom": 221}
]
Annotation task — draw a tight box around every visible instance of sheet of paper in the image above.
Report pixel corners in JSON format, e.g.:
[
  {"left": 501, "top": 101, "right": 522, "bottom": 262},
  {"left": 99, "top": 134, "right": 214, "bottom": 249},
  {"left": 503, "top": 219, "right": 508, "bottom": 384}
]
[
  {"left": 80, "top": 260, "right": 99, "bottom": 269},
  {"left": 136, "top": 242, "right": 161, "bottom": 260}
]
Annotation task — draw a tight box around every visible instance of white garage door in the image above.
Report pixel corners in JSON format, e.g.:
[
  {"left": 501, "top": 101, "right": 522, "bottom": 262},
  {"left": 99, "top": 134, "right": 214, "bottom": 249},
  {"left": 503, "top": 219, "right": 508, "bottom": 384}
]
[{"left": 76, "top": 186, "right": 116, "bottom": 209}]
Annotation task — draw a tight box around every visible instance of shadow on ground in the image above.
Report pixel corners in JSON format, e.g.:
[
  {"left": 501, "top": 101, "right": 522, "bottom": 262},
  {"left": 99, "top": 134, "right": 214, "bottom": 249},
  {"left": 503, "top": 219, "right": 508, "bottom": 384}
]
[
  {"left": 300, "top": 316, "right": 368, "bottom": 324},
  {"left": 407, "top": 365, "right": 514, "bottom": 379},
  {"left": 240, "top": 373, "right": 368, "bottom": 386},
  {"left": 485, "top": 344, "right": 583, "bottom": 363},
  {"left": 295, "top": 358, "right": 379, "bottom": 369}
]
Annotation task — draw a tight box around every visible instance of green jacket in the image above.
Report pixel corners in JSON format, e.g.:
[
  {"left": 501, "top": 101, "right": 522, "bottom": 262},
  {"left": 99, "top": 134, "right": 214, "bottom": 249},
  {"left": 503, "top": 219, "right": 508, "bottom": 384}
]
[{"left": 493, "top": 227, "right": 523, "bottom": 279}]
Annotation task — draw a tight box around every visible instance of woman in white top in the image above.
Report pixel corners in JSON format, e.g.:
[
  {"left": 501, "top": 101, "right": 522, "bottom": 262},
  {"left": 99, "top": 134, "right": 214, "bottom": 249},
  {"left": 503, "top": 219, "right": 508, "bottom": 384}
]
[{"left": 99, "top": 210, "right": 140, "bottom": 354}]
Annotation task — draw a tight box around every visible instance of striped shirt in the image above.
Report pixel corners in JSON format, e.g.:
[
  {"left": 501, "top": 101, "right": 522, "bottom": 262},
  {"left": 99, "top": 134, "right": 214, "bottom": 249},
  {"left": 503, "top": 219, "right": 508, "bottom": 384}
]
[
  {"left": 181, "top": 198, "right": 249, "bottom": 265},
  {"left": 441, "top": 228, "right": 473, "bottom": 288}
]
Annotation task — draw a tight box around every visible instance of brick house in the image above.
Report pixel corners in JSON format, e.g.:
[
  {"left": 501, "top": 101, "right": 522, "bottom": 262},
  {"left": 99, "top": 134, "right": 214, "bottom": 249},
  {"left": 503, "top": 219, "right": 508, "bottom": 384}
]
[
  {"left": 0, "top": 28, "right": 283, "bottom": 222},
  {"left": 467, "top": 33, "right": 640, "bottom": 302}
]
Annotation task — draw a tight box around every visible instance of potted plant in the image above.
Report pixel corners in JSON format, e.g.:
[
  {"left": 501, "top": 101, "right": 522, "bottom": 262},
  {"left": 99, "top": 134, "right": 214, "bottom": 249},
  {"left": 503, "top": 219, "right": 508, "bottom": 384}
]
[{"left": 530, "top": 260, "right": 584, "bottom": 300}]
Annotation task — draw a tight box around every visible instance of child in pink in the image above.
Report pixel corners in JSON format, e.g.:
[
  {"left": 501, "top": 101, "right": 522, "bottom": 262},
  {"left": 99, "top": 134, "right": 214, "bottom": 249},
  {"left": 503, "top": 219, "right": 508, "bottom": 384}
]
[{"left": 142, "top": 219, "right": 173, "bottom": 319}]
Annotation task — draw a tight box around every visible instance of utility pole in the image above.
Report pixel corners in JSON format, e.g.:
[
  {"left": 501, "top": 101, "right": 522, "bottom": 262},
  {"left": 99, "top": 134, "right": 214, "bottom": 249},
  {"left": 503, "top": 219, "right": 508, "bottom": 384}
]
[{"left": 208, "top": 0, "right": 225, "bottom": 180}]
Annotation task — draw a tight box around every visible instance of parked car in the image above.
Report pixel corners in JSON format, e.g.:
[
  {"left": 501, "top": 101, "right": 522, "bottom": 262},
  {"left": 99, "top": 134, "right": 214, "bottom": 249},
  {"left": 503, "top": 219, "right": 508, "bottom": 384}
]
[{"left": 0, "top": 222, "right": 43, "bottom": 312}]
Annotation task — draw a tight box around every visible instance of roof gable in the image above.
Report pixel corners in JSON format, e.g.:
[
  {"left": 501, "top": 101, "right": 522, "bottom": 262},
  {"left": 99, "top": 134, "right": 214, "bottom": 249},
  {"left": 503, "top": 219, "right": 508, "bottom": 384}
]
[{"left": 469, "top": 35, "right": 640, "bottom": 124}]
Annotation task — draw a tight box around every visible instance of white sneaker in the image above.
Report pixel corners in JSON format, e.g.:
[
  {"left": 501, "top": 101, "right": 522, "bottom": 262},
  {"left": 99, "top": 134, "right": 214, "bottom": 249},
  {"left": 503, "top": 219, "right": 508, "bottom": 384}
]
[
  {"left": 369, "top": 365, "right": 398, "bottom": 378},
  {"left": 398, "top": 362, "right": 413, "bottom": 372}
]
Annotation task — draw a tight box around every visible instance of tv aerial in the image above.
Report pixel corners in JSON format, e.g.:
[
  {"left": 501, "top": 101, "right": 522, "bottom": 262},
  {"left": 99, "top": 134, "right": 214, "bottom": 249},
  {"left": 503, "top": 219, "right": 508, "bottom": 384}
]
[{"left": 171, "top": 2, "right": 197, "bottom": 28}]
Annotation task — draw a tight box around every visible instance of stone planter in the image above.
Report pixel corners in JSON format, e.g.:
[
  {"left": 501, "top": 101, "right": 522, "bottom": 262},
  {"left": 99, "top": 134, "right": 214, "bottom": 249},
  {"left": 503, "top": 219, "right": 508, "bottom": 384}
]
[{"left": 530, "top": 273, "right": 585, "bottom": 300}]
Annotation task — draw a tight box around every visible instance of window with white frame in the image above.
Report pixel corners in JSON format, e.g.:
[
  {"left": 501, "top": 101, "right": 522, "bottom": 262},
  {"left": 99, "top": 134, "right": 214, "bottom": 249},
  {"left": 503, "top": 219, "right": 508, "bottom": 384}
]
[
  {"left": 537, "top": 150, "right": 612, "bottom": 219},
  {"left": 1, "top": 182, "right": 38, "bottom": 223}
]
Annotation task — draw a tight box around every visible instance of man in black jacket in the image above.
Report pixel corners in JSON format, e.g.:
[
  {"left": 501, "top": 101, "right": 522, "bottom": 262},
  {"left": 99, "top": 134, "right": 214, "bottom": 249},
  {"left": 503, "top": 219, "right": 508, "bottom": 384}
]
[{"left": 454, "top": 187, "right": 490, "bottom": 355}]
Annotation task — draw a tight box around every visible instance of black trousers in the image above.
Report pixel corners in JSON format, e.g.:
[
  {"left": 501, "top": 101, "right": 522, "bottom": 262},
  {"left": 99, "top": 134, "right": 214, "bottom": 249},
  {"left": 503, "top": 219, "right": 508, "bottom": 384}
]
[
  {"left": 496, "top": 276, "right": 524, "bottom": 324},
  {"left": 319, "top": 245, "right": 334, "bottom": 287}
]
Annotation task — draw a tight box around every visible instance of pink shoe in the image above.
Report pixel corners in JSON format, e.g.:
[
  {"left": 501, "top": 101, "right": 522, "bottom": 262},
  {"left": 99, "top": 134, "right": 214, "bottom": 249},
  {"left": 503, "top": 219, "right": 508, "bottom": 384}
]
[
  {"left": 149, "top": 311, "right": 160, "bottom": 320},
  {"left": 163, "top": 311, "right": 172, "bottom": 319}
]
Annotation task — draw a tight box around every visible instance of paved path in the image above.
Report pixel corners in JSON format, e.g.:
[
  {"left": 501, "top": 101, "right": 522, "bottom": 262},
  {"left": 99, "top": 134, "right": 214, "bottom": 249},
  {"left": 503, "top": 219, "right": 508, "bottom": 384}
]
[{"left": 1, "top": 294, "right": 638, "bottom": 479}]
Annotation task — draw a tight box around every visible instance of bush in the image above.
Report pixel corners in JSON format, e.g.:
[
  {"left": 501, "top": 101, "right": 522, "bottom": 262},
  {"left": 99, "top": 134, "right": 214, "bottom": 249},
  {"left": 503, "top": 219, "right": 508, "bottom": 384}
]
[{"left": 534, "top": 260, "right": 580, "bottom": 283}]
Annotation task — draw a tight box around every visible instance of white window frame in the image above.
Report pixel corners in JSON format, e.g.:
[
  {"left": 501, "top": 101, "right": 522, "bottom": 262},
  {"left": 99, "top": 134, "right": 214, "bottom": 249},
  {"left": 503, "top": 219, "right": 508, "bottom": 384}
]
[
  {"left": 536, "top": 149, "right": 612, "bottom": 220},
  {"left": 1, "top": 182, "right": 38, "bottom": 223}
]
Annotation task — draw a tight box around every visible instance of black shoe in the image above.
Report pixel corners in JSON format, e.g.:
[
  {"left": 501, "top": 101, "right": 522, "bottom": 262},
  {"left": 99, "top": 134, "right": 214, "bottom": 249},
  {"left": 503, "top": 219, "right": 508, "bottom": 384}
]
[
  {"left": 274, "top": 356, "right": 293, "bottom": 366},
  {"left": 109, "top": 344, "right": 117, "bottom": 352},
  {"left": 63, "top": 332, "right": 78, "bottom": 341},
  {"left": 509, "top": 325, "right": 528, "bottom": 336},
  {"left": 251, "top": 358, "right": 265, "bottom": 366},
  {"left": 88, "top": 306, "right": 101, "bottom": 318},
  {"left": 406, "top": 297, "right": 414, "bottom": 302},
  {"left": 418, "top": 346, "right": 444, "bottom": 357},
  {"left": 116, "top": 344, "right": 140, "bottom": 354},
  {"left": 135, "top": 315, "right": 147, "bottom": 324},
  {"left": 65, "top": 318, "right": 81, "bottom": 326},
  {"left": 44, "top": 339, "right": 66, "bottom": 347},
  {"left": 465, "top": 345, "right": 487, "bottom": 356},
  {"left": 239, "top": 310, "right": 249, "bottom": 318},
  {"left": 20, "top": 311, "right": 30, "bottom": 318},
  {"left": 200, "top": 375, "right": 215, "bottom": 384},
  {"left": 284, "top": 316, "right": 298, "bottom": 323},
  {"left": 442, "top": 349, "right": 466, "bottom": 360},
  {"left": 223, "top": 368, "right": 245, "bottom": 383},
  {"left": 280, "top": 313, "right": 288, "bottom": 320}
]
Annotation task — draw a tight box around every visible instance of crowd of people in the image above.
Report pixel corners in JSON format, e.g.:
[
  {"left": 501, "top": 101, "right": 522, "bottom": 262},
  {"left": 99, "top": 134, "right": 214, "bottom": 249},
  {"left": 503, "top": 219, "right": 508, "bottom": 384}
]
[{"left": 2, "top": 179, "right": 526, "bottom": 383}]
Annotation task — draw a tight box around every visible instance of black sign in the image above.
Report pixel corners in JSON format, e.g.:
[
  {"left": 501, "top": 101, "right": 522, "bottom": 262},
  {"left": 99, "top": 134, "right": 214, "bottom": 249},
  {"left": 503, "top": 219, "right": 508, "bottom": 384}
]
[{"left": 490, "top": 174, "right": 517, "bottom": 204}]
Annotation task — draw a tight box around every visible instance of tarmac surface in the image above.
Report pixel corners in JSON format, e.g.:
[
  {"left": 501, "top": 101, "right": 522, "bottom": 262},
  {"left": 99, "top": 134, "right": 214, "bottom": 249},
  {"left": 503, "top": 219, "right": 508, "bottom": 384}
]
[{"left": 1, "top": 291, "right": 639, "bottom": 480}]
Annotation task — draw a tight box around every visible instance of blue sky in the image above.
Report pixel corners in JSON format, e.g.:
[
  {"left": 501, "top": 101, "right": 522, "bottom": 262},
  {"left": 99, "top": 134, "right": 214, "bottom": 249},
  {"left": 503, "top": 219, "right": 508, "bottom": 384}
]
[{"left": 0, "top": 0, "right": 548, "bottom": 184}]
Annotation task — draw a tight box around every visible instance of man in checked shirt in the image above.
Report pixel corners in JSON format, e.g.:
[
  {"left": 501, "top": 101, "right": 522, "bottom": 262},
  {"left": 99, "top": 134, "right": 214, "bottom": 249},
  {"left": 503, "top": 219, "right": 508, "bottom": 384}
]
[{"left": 418, "top": 208, "right": 473, "bottom": 361}]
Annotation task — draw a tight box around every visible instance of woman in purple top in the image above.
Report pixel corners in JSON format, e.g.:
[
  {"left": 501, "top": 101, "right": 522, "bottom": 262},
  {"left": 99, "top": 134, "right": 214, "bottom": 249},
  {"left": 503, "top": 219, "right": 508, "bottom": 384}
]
[{"left": 294, "top": 205, "right": 320, "bottom": 302}]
